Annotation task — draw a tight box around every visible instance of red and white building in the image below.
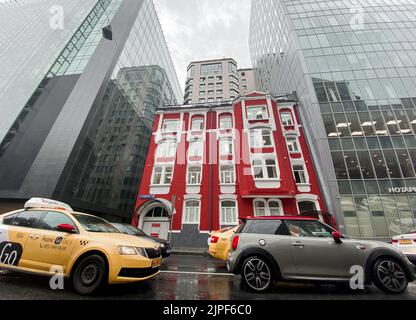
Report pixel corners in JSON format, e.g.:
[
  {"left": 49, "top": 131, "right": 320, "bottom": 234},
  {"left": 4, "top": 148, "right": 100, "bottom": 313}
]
[{"left": 132, "top": 92, "right": 327, "bottom": 247}]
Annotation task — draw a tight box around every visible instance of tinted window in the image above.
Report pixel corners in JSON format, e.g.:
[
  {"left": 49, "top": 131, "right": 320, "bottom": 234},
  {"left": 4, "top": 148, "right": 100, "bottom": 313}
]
[
  {"left": 123, "top": 225, "right": 147, "bottom": 236},
  {"left": 241, "top": 220, "right": 288, "bottom": 235},
  {"left": 73, "top": 214, "right": 118, "bottom": 233},
  {"left": 10, "top": 211, "right": 44, "bottom": 228},
  {"left": 40, "top": 211, "right": 77, "bottom": 231},
  {"left": 285, "top": 220, "right": 334, "bottom": 238},
  {"left": 2, "top": 212, "right": 20, "bottom": 225}
]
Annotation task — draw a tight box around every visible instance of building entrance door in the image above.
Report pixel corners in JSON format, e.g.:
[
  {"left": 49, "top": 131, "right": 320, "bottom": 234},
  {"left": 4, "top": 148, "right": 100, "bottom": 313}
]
[{"left": 142, "top": 206, "right": 170, "bottom": 240}]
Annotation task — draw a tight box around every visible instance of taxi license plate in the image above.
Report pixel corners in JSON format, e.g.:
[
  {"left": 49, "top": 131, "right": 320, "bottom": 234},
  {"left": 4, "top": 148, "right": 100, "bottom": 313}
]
[
  {"left": 399, "top": 239, "right": 413, "bottom": 245},
  {"left": 152, "top": 258, "right": 162, "bottom": 268}
]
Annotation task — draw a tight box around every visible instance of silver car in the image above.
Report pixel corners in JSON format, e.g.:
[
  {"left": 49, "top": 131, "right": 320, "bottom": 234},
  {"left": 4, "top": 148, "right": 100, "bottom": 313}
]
[{"left": 227, "top": 216, "right": 416, "bottom": 294}]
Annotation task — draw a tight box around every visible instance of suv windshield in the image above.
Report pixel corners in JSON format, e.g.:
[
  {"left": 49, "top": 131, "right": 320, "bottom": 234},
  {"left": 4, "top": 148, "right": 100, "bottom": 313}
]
[{"left": 73, "top": 214, "right": 118, "bottom": 233}]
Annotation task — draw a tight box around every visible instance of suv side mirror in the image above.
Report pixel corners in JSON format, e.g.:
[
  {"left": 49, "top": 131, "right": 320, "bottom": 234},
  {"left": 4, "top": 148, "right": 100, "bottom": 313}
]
[
  {"left": 57, "top": 224, "right": 76, "bottom": 234},
  {"left": 332, "top": 231, "right": 343, "bottom": 244}
]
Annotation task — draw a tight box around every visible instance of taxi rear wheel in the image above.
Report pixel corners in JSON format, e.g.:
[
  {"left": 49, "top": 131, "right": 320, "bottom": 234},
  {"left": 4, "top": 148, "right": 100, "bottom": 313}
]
[{"left": 72, "top": 255, "right": 106, "bottom": 295}]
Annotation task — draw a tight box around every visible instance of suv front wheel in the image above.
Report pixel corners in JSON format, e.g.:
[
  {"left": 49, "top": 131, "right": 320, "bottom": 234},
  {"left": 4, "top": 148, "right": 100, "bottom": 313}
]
[
  {"left": 241, "top": 256, "right": 273, "bottom": 292},
  {"left": 372, "top": 257, "right": 408, "bottom": 294}
]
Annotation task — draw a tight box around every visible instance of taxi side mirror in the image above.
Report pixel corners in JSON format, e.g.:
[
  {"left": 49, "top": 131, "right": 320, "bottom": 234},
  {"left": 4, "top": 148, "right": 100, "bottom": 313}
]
[{"left": 57, "top": 224, "right": 76, "bottom": 234}]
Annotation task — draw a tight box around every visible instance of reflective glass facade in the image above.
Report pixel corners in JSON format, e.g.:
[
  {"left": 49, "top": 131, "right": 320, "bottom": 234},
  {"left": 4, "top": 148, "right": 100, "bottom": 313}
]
[
  {"left": 250, "top": 0, "right": 416, "bottom": 238},
  {"left": 0, "top": 0, "right": 181, "bottom": 220}
]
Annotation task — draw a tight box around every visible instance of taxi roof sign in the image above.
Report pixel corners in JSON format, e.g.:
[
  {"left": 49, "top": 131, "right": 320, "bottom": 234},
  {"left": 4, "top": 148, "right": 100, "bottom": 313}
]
[{"left": 24, "top": 198, "right": 73, "bottom": 212}]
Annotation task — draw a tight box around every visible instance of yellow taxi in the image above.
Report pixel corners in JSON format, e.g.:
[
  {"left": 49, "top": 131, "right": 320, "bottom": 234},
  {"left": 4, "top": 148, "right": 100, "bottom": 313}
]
[
  {"left": 208, "top": 226, "right": 239, "bottom": 261},
  {"left": 0, "top": 198, "right": 162, "bottom": 295}
]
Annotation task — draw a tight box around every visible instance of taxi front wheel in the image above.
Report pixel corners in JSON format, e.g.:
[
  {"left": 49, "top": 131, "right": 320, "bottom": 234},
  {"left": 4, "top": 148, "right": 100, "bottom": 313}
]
[{"left": 72, "top": 255, "right": 106, "bottom": 295}]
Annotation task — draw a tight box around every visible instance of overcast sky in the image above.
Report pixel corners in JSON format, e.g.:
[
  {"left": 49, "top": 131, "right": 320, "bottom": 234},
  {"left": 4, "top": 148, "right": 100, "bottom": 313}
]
[{"left": 154, "top": 0, "right": 252, "bottom": 91}]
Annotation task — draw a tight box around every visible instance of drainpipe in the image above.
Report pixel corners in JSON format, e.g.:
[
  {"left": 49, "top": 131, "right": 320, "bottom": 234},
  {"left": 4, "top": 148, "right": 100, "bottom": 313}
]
[{"left": 208, "top": 105, "right": 213, "bottom": 232}]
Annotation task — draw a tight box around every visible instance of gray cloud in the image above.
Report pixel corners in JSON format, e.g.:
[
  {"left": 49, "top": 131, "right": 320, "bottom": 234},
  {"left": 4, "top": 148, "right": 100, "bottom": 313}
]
[{"left": 154, "top": 0, "right": 252, "bottom": 91}]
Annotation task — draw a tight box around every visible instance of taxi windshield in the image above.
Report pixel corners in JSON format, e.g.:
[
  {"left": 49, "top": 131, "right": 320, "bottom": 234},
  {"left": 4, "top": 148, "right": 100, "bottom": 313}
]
[{"left": 73, "top": 214, "right": 118, "bottom": 233}]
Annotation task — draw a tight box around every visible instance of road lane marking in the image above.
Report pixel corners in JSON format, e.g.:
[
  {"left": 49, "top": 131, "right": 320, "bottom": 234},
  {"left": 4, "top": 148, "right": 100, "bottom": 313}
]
[{"left": 161, "top": 270, "right": 234, "bottom": 277}]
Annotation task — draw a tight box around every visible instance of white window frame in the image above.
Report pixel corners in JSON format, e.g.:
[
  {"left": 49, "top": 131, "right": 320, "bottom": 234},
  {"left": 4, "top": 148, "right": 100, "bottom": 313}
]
[
  {"left": 219, "top": 115, "right": 233, "bottom": 129},
  {"left": 220, "top": 165, "right": 235, "bottom": 185},
  {"left": 286, "top": 136, "right": 300, "bottom": 153},
  {"left": 187, "top": 166, "right": 202, "bottom": 185},
  {"left": 219, "top": 138, "right": 234, "bottom": 156},
  {"left": 191, "top": 118, "right": 204, "bottom": 131},
  {"left": 247, "top": 105, "right": 268, "bottom": 121},
  {"left": 220, "top": 200, "right": 238, "bottom": 225},
  {"left": 183, "top": 200, "right": 200, "bottom": 225},
  {"left": 249, "top": 129, "right": 274, "bottom": 148},
  {"left": 251, "top": 156, "right": 279, "bottom": 180},
  {"left": 151, "top": 165, "right": 174, "bottom": 186},
  {"left": 156, "top": 140, "right": 176, "bottom": 158},
  {"left": 293, "top": 164, "right": 308, "bottom": 184},
  {"left": 188, "top": 140, "right": 204, "bottom": 158},
  {"left": 254, "top": 199, "right": 283, "bottom": 216},
  {"left": 281, "top": 112, "right": 294, "bottom": 126},
  {"left": 162, "top": 119, "right": 179, "bottom": 133}
]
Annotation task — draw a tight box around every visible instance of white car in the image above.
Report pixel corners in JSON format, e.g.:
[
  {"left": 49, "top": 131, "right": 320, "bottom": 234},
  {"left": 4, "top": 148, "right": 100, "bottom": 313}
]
[{"left": 392, "top": 230, "right": 416, "bottom": 265}]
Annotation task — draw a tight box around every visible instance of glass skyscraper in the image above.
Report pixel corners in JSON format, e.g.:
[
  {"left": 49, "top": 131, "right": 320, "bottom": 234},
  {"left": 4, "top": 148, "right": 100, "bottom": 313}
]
[
  {"left": 0, "top": 0, "right": 181, "bottom": 220},
  {"left": 250, "top": 0, "right": 416, "bottom": 238}
]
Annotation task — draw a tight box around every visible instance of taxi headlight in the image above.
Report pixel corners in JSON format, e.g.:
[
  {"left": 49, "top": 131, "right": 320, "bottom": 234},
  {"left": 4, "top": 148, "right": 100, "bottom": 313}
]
[{"left": 118, "top": 246, "right": 137, "bottom": 255}]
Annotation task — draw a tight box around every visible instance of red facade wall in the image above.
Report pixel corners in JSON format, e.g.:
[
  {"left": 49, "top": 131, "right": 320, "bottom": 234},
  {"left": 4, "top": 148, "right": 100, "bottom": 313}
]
[{"left": 133, "top": 93, "right": 327, "bottom": 234}]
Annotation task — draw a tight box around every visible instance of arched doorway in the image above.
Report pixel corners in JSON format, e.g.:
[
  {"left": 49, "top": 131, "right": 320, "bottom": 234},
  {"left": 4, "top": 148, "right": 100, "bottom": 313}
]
[{"left": 136, "top": 199, "right": 173, "bottom": 240}]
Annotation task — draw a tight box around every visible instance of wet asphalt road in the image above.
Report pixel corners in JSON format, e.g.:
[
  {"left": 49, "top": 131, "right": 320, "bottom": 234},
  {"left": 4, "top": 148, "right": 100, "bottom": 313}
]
[{"left": 0, "top": 254, "right": 415, "bottom": 300}]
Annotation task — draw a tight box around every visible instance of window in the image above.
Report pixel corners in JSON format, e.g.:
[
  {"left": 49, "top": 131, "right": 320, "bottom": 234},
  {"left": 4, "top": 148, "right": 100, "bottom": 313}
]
[
  {"left": 188, "top": 141, "right": 203, "bottom": 157},
  {"left": 220, "top": 165, "right": 235, "bottom": 184},
  {"left": 191, "top": 118, "right": 204, "bottom": 131},
  {"left": 199, "top": 84, "right": 206, "bottom": 89},
  {"left": 184, "top": 200, "right": 200, "bottom": 224},
  {"left": 201, "top": 63, "right": 222, "bottom": 75},
  {"left": 228, "top": 61, "right": 237, "bottom": 74},
  {"left": 156, "top": 141, "right": 176, "bottom": 158},
  {"left": 162, "top": 120, "right": 179, "bottom": 132},
  {"left": 219, "top": 115, "right": 233, "bottom": 129},
  {"left": 252, "top": 157, "right": 279, "bottom": 180},
  {"left": 41, "top": 211, "right": 77, "bottom": 231},
  {"left": 240, "top": 220, "right": 286, "bottom": 235},
  {"left": 286, "top": 219, "right": 333, "bottom": 238},
  {"left": 216, "top": 89, "right": 223, "bottom": 95},
  {"left": 221, "top": 201, "right": 237, "bottom": 225},
  {"left": 152, "top": 166, "right": 173, "bottom": 185},
  {"left": 298, "top": 201, "right": 317, "bottom": 214},
  {"left": 269, "top": 201, "right": 282, "bottom": 216},
  {"left": 254, "top": 200, "right": 266, "bottom": 216},
  {"left": 219, "top": 138, "right": 233, "bottom": 156},
  {"left": 8, "top": 211, "right": 44, "bottom": 228},
  {"left": 281, "top": 112, "right": 294, "bottom": 126},
  {"left": 208, "top": 90, "right": 214, "bottom": 96},
  {"left": 293, "top": 165, "right": 307, "bottom": 184},
  {"left": 217, "top": 76, "right": 222, "bottom": 81},
  {"left": 187, "top": 166, "right": 202, "bottom": 185},
  {"left": 247, "top": 106, "right": 268, "bottom": 120},
  {"left": 286, "top": 136, "right": 300, "bottom": 152},
  {"left": 249, "top": 129, "right": 273, "bottom": 147},
  {"left": 199, "top": 91, "right": 205, "bottom": 96}
]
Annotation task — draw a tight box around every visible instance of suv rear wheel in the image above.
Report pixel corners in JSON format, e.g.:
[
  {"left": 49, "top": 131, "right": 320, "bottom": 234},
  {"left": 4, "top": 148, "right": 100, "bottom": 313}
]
[
  {"left": 372, "top": 257, "right": 408, "bottom": 294},
  {"left": 241, "top": 256, "right": 273, "bottom": 292}
]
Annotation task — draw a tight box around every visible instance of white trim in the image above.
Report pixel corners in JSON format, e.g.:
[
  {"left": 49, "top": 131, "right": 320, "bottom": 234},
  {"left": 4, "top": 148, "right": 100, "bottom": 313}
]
[
  {"left": 182, "top": 198, "right": 201, "bottom": 225},
  {"left": 219, "top": 198, "right": 239, "bottom": 226}
]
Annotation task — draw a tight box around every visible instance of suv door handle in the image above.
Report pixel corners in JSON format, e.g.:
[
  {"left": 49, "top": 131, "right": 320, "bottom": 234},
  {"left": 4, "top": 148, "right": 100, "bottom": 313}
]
[
  {"left": 29, "top": 234, "right": 40, "bottom": 240},
  {"left": 293, "top": 242, "right": 305, "bottom": 248}
]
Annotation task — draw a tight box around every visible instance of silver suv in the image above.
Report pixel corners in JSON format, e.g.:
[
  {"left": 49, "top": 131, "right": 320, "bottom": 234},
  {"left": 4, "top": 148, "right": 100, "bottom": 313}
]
[{"left": 227, "top": 216, "right": 416, "bottom": 294}]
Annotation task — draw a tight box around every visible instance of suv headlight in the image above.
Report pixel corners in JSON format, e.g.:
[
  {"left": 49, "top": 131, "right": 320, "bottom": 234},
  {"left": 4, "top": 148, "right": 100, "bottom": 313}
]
[{"left": 118, "top": 246, "right": 137, "bottom": 255}]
